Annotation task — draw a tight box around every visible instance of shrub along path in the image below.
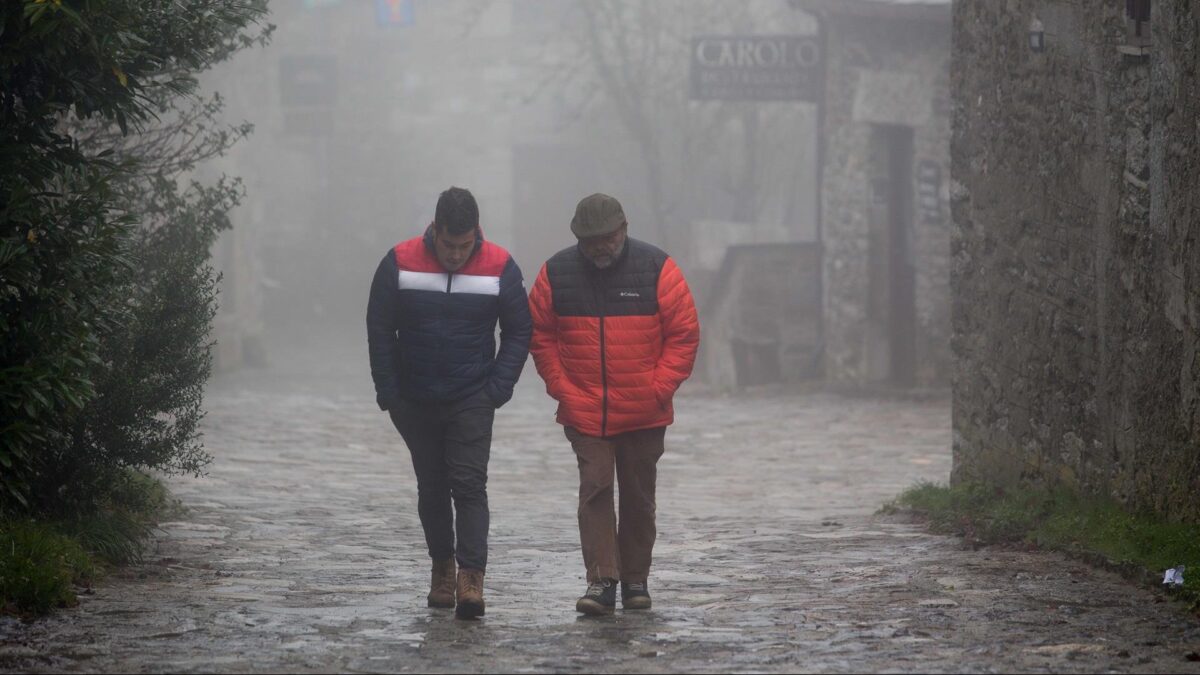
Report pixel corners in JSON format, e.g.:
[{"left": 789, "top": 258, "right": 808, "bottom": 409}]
[{"left": 2, "top": 368, "right": 1200, "bottom": 672}]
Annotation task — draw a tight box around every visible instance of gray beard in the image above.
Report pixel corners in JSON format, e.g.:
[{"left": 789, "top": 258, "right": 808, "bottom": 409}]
[{"left": 588, "top": 240, "right": 625, "bottom": 269}]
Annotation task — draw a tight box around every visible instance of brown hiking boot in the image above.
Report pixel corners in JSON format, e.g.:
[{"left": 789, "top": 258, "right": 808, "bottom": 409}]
[
  {"left": 455, "top": 568, "right": 485, "bottom": 619},
  {"left": 427, "top": 558, "right": 456, "bottom": 608}
]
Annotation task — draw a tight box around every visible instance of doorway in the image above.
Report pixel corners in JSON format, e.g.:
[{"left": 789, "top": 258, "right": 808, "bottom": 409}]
[{"left": 866, "top": 125, "right": 917, "bottom": 386}]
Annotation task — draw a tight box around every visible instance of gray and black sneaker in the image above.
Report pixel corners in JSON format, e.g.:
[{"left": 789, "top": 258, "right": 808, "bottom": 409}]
[
  {"left": 621, "top": 580, "right": 651, "bottom": 610},
  {"left": 576, "top": 579, "right": 617, "bottom": 615}
]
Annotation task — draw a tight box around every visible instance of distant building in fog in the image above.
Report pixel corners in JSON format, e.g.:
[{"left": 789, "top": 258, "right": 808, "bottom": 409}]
[
  {"left": 796, "top": 0, "right": 952, "bottom": 388},
  {"left": 697, "top": 0, "right": 952, "bottom": 390},
  {"left": 205, "top": 0, "right": 953, "bottom": 388},
  {"left": 211, "top": 194, "right": 267, "bottom": 371},
  {"left": 205, "top": 1, "right": 520, "bottom": 370}
]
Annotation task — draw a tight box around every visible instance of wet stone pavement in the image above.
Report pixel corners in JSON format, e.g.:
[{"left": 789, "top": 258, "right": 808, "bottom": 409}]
[{"left": 4, "top": 370, "right": 1200, "bottom": 673}]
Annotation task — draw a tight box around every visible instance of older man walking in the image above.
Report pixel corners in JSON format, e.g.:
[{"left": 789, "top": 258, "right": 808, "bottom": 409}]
[{"left": 527, "top": 193, "right": 700, "bottom": 614}]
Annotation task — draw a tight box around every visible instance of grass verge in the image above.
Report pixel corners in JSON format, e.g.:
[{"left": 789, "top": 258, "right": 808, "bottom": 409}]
[
  {"left": 882, "top": 481, "right": 1200, "bottom": 609},
  {"left": 0, "top": 470, "right": 182, "bottom": 618}
]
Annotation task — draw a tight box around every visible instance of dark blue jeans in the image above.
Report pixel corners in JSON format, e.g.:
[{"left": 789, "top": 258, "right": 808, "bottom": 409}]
[{"left": 389, "top": 389, "right": 495, "bottom": 571}]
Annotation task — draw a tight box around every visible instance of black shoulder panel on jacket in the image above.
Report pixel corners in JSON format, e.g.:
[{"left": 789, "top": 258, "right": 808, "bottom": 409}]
[{"left": 546, "top": 238, "right": 665, "bottom": 318}]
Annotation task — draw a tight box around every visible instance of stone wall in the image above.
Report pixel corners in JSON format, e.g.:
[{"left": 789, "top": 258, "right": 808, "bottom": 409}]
[
  {"left": 951, "top": 1, "right": 1200, "bottom": 520},
  {"left": 818, "top": 10, "right": 952, "bottom": 385}
]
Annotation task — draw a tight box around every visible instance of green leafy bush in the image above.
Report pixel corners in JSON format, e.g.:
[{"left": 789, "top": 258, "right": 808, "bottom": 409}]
[
  {"left": 0, "top": 1, "right": 270, "bottom": 515},
  {"left": 0, "top": 520, "right": 95, "bottom": 616},
  {"left": 35, "top": 176, "right": 244, "bottom": 514},
  {"left": 1, "top": 0, "right": 270, "bottom": 616},
  {"left": 0, "top": 469, "right": 173, "bottom": 615}
]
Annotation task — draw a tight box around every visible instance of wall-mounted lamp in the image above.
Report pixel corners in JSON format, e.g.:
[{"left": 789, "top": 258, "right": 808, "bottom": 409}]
[{"left": 1029, "top": 17, "right": 1045, "bottom": 52}]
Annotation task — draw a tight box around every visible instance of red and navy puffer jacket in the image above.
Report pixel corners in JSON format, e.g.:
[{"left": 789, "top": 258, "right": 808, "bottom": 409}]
[
  {"left": 366, "top": 226, "right": 531, "bottom": 410},
  {"left": 529, "top": 238, "right": 700, "bottom": 437}
]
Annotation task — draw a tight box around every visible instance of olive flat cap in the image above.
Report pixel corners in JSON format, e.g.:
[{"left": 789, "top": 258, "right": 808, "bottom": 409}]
[{"left": 571, "top": 193, "right": 626, "bottom": 238}]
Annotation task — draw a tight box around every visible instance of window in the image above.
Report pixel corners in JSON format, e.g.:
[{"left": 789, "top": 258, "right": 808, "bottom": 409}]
[{"left": 1125, "top": 0, "right": 1151, "bottom": 49}]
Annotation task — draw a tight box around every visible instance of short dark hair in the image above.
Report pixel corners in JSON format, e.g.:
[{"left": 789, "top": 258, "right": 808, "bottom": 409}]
[{"left": 434, "top": 187, "right": 479, "bottom": 237}]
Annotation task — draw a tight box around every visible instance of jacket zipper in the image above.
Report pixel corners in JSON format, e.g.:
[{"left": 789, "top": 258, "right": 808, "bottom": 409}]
[
  {"left": 598, "top": 280, "right": 608, "bottom": 437},
  {"left": 440, "top": 272, "right": 452, "bottom": 385}
]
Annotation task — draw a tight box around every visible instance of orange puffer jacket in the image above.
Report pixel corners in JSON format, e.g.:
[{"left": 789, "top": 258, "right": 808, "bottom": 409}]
[{"left": 529, "top": 238, "right": 700, "bottom": 437}]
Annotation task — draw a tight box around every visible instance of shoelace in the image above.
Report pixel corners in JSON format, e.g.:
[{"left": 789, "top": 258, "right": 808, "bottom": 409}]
[
  {"left": 586, "top": 582, "right": 611, "bottom": 597},
  {"left": 626, "top": 582, "right": 645, "bottom": 592}
]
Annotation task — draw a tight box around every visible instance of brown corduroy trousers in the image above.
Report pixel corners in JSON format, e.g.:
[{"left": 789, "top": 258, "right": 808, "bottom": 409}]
[{"left": 565, "top": 425, "right": 666, "bottom": 583}]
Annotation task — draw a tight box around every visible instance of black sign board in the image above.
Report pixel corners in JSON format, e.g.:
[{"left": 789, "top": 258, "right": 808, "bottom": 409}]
[
  {"left": 690, "top": 35, "right": 822, "bottom": 102},
  {"left": 279, "top": 55, "right": 339, "bottom": 107}
]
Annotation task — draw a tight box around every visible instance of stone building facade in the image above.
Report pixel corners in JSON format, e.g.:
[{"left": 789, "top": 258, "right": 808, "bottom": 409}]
[
  {"left": 203, "top": 1, "right": 520, "bottom": 369},
  {"left": 952, "top": 2, "right": 1200, "bottom": 520},
  {"left": 797, "top": 0, "right": 953, "bottom": 387}
]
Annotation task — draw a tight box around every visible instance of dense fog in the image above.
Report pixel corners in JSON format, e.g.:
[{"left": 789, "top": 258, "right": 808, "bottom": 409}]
[{"left": 200, "top": 0, "right": 948, "bottom": 395}]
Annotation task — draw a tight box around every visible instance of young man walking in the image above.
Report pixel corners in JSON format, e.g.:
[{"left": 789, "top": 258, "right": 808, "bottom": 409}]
[
  {"left": 527, "top": 193, "right": 700, "bottom": 614},
  {"left": 366, "top": 187, "right": 531, "bottom": 618}
]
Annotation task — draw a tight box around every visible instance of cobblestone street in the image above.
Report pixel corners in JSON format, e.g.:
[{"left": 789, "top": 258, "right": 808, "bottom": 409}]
[{"left": 4, "top": 367, "right": 1200, "bottom": 673}]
